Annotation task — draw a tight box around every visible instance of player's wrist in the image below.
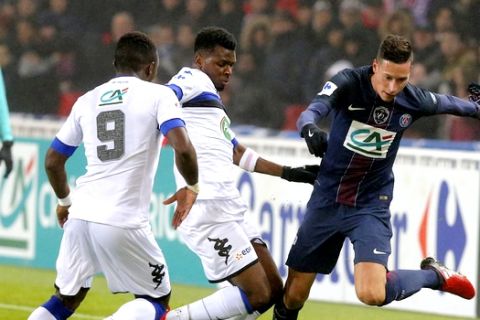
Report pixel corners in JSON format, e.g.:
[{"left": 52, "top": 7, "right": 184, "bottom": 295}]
[
  {"left": 57, "top": 194, "right": 72, "bottom": 206},
  {"left": 301, "top": 123, "right": 318, "bottom": 138},
  {"left": 186, "top": 182, "right": 200, "bottom": 194}
]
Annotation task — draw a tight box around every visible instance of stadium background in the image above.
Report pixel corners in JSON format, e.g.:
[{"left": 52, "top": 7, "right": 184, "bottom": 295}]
[{"left": 0, "top": 0, "right": 480, "bottom": 319}]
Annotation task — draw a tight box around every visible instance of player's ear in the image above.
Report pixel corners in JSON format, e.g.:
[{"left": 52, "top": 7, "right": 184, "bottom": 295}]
[
  {"left": 194, "top": 52, "right": 203, "bottom": 68},
  {"left": 372, "top": 58, "right": 379, "bottom": 73},
  {"left": 146, "top": 61, "right": 156, "bottom": 77}
]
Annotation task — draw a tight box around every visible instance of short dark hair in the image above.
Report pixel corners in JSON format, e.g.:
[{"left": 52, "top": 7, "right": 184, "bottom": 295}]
[
  {"left": 114, "top": 31, "right": 157, "bottom": 72},
  {"left": 377, "top": 34, "right": 413, "bottom": 64},
  {"left": 194, "top": 26, "right": 236, "bottom": 54}
]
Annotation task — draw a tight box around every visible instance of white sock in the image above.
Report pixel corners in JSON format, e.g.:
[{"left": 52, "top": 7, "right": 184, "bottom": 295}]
[
  {"left": 225, "top": 311, "right": 261, "bottom": 320},
  {"left": 105, "top": 298, "right": 157, "bottom": 320},
  {"left": 166, "top": 286, "right": 251, "bottom": 320},
  {"left": 28, "top": 307, "right": 56, "bottom": 320}
]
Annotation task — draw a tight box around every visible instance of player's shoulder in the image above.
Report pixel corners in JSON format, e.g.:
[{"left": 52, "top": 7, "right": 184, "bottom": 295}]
[{"left": 402, "top": 83, "right": 436, "bottom": 104}]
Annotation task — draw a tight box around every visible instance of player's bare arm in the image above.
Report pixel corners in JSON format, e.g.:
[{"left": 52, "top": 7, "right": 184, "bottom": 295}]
[
  {"left": 44, "top": 147, "right": 71, "bottom": 227},
  {"left": 233, "top": 142, "right": 319, "bottom": 184},
  {"left": 163, "top": 126, "right": 199, "bottom": 228}
]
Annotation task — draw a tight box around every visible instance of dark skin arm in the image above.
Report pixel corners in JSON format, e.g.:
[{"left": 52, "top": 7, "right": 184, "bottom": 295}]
[
  {"left": 233, "top": 143, "right": 283, "bottom": 176},
  {"left": 162, "top": 126, "right": 199, "bottom": 228},
  {"left": 233, "top": 143, "right": 319, "bottom": 184},
  {"left": 45, "top": 148, "right": 70, "bottom": 227}
]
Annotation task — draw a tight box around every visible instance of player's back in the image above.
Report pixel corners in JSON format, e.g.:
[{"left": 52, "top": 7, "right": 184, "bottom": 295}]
[{"left": 65, "top": 76, "right": 181, "bottom": 228}]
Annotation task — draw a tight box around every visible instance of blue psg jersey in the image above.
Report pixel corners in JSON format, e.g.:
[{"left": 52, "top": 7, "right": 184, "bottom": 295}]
[{"left": 297, "top": 65, "right": 480, "bottom": 208}]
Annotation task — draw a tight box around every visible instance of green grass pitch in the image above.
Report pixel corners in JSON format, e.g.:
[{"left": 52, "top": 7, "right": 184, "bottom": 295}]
[{"left": 0, "top": 264, "right": 474, "bottom": 320}]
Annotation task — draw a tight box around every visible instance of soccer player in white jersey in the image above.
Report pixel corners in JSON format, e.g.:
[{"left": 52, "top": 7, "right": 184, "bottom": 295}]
[
  {"left": 28, "top": 32, "right": 199, "bottom": 320},
  {"left": 164, "top": 27, "right": 319, "bottom": 320}
]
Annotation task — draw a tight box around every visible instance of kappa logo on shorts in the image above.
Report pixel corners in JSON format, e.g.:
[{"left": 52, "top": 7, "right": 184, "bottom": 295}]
[
  {"left": 149, "top": 262, "right": 166, "bottom": 289},
  {"left": 208, "top": 237, "right": 232, "bottom": 265}
]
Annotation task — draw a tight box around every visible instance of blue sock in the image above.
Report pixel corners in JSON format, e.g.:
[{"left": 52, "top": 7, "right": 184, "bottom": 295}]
[
  {"left": 42, "top": 295, "right": 74, "bottom": 319},
  {"left": 383, "top": 270, "right": 440, "bottom": 305},
  {"left": 136, "top": 295, "right": 167, "bottom": 319}
]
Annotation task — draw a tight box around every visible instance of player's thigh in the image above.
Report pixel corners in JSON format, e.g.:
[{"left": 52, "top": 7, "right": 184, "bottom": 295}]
[
  {"left": 178, "top": 200, "right": 257, "bottom": 283},
  {"left": 89, "top": 223, "right": 171, "bottom": 298},
  {"left": 347, "top": 207, "right": 392, "bottom": 267},
  {"left": 287, "top": 204, "right": 345, "bottom": 274},
  {"left": 252, "top": 241, "right": 283, "bottom": 299},
  {"left": 55, "top": 219, "right": 98, "bottom": 296}
]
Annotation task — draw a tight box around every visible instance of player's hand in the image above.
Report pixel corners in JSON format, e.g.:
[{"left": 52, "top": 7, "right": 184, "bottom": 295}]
[
  {"left": 301, "top": 124, "right": 328, "bottom": 157},
  {"left": 281, "top": 165, "right": 320, "bottom": 184},
  {"left": 56, "top": 204, "right": 70, "bottom": 228},
  {"left": 163, "top": 187, "right": 198, "bottom": 229},
  {"left": 0, "top": 141, "right": 13, "bottom": 178},
  {"left": 468, "top": 83, "right": 480, "bottom": 105}
]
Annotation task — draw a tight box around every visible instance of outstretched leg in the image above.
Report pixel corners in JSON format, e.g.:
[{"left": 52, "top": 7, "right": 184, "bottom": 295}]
[{"left": 28, "top": 287, "right": 89, "bottom": 320}]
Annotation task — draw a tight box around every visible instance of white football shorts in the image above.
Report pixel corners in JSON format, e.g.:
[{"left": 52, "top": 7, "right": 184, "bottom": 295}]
[
  {"left": 55, "top": 218, "right": 171, "bottom": 297},
  {"left": 177, "top": 198, "right": 261, "bottom": 283}
]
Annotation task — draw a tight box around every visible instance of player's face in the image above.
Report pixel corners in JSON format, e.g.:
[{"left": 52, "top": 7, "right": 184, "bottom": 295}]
[
  {"left": 371, "top": 58, "right": 411, "bottom": 102},
  {"left": 196, "top": 45, "right": 236, "bottom": 91}
]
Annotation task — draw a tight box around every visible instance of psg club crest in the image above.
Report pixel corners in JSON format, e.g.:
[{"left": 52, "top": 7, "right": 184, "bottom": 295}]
[
  {"left": 373, "top": 106, "right": 390, "bottom": 125},
  {"left": 399, "top": 113, "right": 412, "bottom": 127}
]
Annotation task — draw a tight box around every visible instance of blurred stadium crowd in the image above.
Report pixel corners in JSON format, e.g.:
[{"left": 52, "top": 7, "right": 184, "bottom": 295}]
[{"left": 0, "top": 0, "right": 479, "bottom": 140}]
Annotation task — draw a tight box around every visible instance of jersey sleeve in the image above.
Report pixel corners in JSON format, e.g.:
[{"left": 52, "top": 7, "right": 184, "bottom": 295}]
[
  {"left": 431, "top": 92, "right": 480, "bottom": 118},
  {"left": 156, "top": 87, "right": 184, "bottom": 133},
  {"left": 55, "top": 99, "right": 83, "bottom": 148},
  {"left": 166, "top": 68, "right": 210, "bottom": 103},
  {"left": 297, "top": 70, "right": 352, "bottom": 131}
]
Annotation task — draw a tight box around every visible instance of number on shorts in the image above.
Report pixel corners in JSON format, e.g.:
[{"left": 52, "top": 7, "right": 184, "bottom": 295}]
[{"left": 96, "top": 110, "right": 125, "bottom": 161}]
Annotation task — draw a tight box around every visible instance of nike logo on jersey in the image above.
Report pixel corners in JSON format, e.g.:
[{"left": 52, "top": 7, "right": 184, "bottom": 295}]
[
  {"left": 308, "top": 129, "right": 314, "bottom": 137},
  {"left": 373, "top": 248, "right": 387, "bottom": 255},
  {"left": 348, "top": 104, "right": 366, "bottom": 111}
]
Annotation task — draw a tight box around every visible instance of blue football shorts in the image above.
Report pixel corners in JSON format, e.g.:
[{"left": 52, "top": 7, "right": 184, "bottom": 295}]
[{"left": 286, "top": 202, "right": 392, "bottom": 274}]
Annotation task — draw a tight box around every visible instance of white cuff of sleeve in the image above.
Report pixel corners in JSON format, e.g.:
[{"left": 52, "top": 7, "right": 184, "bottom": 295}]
[
  {"left": 57, "top": 194, "right": 72, "bottom": 206},
  {"left": 239, "top": 147, "right": 259, "bottom": 172},
  {"left": 186, "top": 183, "right": 200, "bottom": 194}
]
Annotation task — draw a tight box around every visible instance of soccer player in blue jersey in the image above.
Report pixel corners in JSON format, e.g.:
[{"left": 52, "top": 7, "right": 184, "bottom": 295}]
[
  {"left": 0, "top": 67, "right": 13, "bottom": 178},
  {"left": 273, "top": 34, "right": 479, "bottom": 320}
]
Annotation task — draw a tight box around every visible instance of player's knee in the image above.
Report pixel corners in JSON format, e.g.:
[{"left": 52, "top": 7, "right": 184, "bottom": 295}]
[
  {"left": 270, "top": 275, "right": 284, "bottom": 303},
  {"left": 284, "top": 287, "right": 309, "bottom": 309},
  {"left": 356, "top": 287, "right": 385, "bottom": 306},
  {"left": 245, "top": 283, "right": 272, "bottom": 311},
  {"left": 56, "top": 287, "right": 89, "bottom": 311}
]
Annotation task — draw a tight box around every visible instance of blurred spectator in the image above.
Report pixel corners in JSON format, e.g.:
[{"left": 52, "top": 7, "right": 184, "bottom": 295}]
[
  {"left": 215, "top": 0, "right": 243, "bottom": 39},
  {"left": 173, "top": 22, "right": 196, "bottom": 69},
  {"left": 148, "top": 24, "right": 177, "bottom": 83},
  {"left": 411, "top": 25, "right": 442, "bottom": 76},
  {"left": 229, "top": 50, "right": 275, "bottom": 127},
  {"left": 378, "top": 9, "right": 415, "bottom": 40},
  {"left": 342, "top": 28, "right": 371, "bottom": 67},
  {"left": 309, "top": 0, "right": 335, "bottom": 48},
  {"left": 303, "top": 27, "right": 344, "bottom": 99},
  {"left": 263, "top": 9, "right": 310, "bottom": 129},
  {"left": 85, "top": 11, "right": 135, "bottom": 86},
  {"left": 37, "top": 0, "right": 83, "bottom": 40},
  {"left": 138, "top": 0, "right": 185, "bottom": 30},
  {"left": 239, "top": 15, "right": 271, "bottom": 71},
  {"left": 242, "top": 0, "right": 273, "bottom": 26},
  {"left": 180, "top": 0, "right": 212, "bottom": 31}
]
